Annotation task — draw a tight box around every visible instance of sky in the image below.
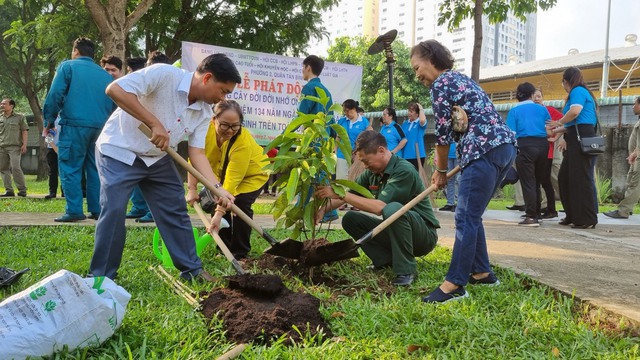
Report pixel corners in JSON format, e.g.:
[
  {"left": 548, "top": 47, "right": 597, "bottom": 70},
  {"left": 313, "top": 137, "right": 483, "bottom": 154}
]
[{"left": 536, "top": 0, "right": 640, "bottom": 60}]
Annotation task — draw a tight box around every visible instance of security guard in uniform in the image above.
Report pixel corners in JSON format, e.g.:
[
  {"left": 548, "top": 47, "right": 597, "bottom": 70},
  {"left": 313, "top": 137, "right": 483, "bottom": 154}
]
[{"left": 315, "top": 130, "right": 439, "bottom": 286}]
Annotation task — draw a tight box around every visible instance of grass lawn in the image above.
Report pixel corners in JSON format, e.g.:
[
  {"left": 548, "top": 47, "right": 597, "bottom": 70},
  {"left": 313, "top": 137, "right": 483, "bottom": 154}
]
[{"left": 1, "top": 176, "right": 638, "bottom": 358}]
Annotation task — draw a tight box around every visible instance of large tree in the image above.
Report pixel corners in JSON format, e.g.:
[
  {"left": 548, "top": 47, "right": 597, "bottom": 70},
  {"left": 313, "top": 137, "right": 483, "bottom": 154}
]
[
  {"left": 327, "top": 36, "right": 430, "bottom": 112},
  {"left": 1, "top": 0, "right": 96, "bottom": 178},
  {"left": 438, "top": 0, "right": 557, "bottom": 81},
  {"left": 84, "top": 0, "right": 156, "bottom": 62},
  {"left": 136, "top": 0, "right": 338, "bottom": 61}
]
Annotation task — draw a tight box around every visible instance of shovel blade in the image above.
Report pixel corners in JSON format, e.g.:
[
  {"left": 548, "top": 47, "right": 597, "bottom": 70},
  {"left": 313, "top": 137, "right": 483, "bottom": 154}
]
[
  {"left": 302, "top": 239, "right": 360, "bottom": 266},
  {"left": 263, "top": 238, "right": 304, "bottom": 259}
]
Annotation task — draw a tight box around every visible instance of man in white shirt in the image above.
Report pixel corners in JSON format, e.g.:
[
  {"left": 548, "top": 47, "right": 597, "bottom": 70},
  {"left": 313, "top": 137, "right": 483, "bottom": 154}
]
[{"left": 89, "top": 54, "right": 240, "bottom": 282}]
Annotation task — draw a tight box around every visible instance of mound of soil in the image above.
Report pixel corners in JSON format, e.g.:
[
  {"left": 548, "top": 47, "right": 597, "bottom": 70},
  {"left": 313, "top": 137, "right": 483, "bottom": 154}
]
[{"left": 200, "top": 283, "right": 331, "bottom": 345}]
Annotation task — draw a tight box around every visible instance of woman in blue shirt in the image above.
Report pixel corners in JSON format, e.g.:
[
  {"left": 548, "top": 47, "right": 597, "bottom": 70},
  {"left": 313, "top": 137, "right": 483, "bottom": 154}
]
[
  {"left": 401, "top": 102, "right": 427, "bottom": 170},
  {"left": 547, "top": 67, "right": 598, "bottom": 229},
  {"left": 336, "top": 99, "right": 371, "bottom": 180},
  {"left": 380, "top": 107, "right": 407, "bottom": 156},
  {"left": 410, "top": 39, "right": 517, "bottom": 304},
  {"left": 506, "top": 82, "right": 555, "bottom": 225}
]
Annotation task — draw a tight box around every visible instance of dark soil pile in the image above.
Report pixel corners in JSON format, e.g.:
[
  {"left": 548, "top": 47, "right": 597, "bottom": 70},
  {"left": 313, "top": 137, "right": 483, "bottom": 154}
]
[{"left": 200, "top": 275, "right": 332, "bottom": 345}]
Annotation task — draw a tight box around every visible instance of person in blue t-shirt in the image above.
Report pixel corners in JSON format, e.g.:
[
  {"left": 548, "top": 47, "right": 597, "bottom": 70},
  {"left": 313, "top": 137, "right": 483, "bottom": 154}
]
[
  {"left": 379, "top": 107, "right": 407, "bottom": 156},
  {"left": 336, "top": 99, "right": 372, "bottom": 180},
  {"left": 546, "top": 67, "right": 599, "bottom": 229},
  {"left": 299, "top": 55, "right": 339, "bottom": 223},
  {"left": 401, "top": 102, "right": 427, "bottom": 170},
  {"left": 506, "top": 82, "right": 554, "bottom": 226}
]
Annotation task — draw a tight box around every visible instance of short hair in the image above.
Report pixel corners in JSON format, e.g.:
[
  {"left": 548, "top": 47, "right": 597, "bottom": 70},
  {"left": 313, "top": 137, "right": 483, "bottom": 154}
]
[
  {"left": 213, "top": 99, "right": 244, "bottom": 123},
  {"left": 303, "top": 55, "right": 325, "bottom": 76},
  {"left": 73, "top": 37, "right": 95, "bottom": 58},
  {"left": 516, "top": 82, "right": 536, "bottom": 102},
  {"left": 342, "top": 99, "right": 359, "bottom": 110},
  {"left": 410, "top": 40, "right": 454, "bottom": 71},
  {"left": 635, "top": 96, "right": 640, "bottom": 104},
  {"left": 384, "top": 107, "right": 397, "bottom": 121},
  {"left": 355, "top": 130, "right": 387, "bottom": 154},
  {"left": 100, "top": 55, "right": 123, "bottom": 70},
  {"left": 126, "top": 57, "right": 146, "bottom": 72},
  {"left": 147, "top": 50, "right": 171, "bottom": 65},
  {"left": 196, "top": 53, "right": 241, "bottom": 84},
  {"left": 407, "top": 102, "right": 421, "bottom": 114},
  {"left": 2, "top": 98, "right": 16, "bottom": 107}
]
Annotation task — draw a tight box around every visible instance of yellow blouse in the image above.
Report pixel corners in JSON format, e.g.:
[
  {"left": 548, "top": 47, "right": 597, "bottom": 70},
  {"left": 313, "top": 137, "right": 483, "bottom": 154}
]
[{"left": 204, "top": 123, "right": 269, "bottom": 196}]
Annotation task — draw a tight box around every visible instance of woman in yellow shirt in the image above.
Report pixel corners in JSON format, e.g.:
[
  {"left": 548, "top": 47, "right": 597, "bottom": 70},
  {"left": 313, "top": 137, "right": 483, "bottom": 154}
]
[{"left": 187, "top": 100, "right": 268, "bottom": 259}]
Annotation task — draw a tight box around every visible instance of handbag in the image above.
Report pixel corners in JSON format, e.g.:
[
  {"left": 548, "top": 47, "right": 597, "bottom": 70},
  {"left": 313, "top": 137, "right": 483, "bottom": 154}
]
[{"left": 575, "top": 116, "right": 605, "bottom": 155}]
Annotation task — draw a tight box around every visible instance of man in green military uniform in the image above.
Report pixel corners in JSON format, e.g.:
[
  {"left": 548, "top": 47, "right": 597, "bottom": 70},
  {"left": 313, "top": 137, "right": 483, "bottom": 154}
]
[
  {"left": 0, "top": 98, "right": 28, "bottom": 197},
  {"left": 315, "top": 130, "right": 439, "bottom": 286}
]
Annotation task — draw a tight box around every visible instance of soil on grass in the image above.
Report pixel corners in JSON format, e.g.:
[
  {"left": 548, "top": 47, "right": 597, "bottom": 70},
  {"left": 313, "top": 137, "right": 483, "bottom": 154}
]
[{"left": 200, "top": 282, "right": 331, "bottom": 345}]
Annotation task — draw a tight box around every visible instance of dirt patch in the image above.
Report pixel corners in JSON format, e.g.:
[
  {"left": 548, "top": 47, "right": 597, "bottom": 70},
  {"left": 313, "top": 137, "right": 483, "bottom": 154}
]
[{"left": 200, "top": 284, "right": 331, "bottom": 345}]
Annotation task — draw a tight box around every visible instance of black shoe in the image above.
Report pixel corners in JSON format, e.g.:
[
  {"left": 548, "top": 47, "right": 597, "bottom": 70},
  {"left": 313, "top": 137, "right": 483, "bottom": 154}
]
[
  {"left": 468, "top": 273, "right": 500, "bottom": 286},
  {"left": 190, "top": 270, "right": 216, "bottom": 283},
  {"left": 439, "top": 204, "right": 456, "bottom": 212},
  {"left": 506, "top": 205, "right": 525, "bottom": 211},
  {"left": 571, "top": 224, "right": 596, "bottom": 229},
  {"left": 1, "top": 191, "right": 15, "bottom": 197},
  {"left": 17, "top": 191, "right": 27, "bottom": 197},
  {"left": 558, "top": 218, "right": 572, "bottom": 226},
  {"left": 54, "top": 214, "right": 87, "bottom": 222},
  {"left": 518, "top": 217, "right": 540, "bottom": 227},
  {"left": 87, "top": 213, "right": 100, "bottom": 220},
  {"left": 603, "top": 210, "right": 628, "bottom": 219},
  {"left": 392, "top": 274, "right": 415, "bottom": 286},
  {"left": 540, "top": 211, "right": 558, "bottom": 219},
  {"left": 44, "top": 194, "right": 56, "bottom": 199}
]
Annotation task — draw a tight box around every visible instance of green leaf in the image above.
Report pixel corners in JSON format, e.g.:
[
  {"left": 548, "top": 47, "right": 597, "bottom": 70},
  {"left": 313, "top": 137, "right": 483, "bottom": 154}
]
[
  {"left": 285, "top": 168, "right": 301, "bottom": 204},
  {"left": 336, "top": 179, "right": 374, "bottom": 199},
  {"left": 272, "top": 193, "right": 289, "bottom": 219},
  {"left": 303, "top": 199, "right": 316, "bottom": 232},
  {"left": 328, "top": 102, "right": 343, "bottom": 114}
]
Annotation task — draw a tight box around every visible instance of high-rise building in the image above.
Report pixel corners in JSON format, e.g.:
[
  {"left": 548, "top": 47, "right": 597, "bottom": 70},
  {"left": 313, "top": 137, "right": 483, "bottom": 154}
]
[{"left": 309, "top": 0, "right": 537, "bottom": 77}]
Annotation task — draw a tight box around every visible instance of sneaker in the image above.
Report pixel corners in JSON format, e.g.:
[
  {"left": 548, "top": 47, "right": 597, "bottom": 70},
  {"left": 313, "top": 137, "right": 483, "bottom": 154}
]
[
  {"left": 468, "top": 273, "right": 500, "bottom": 286},
  {"left": 518, "top": 217, "right": 540, "bottom": 227},
  {"left": 135, "top": 212, "right": 154, "bottom": 223},
  {"left": 1, "top": 191, "right": 15, "bottom": 197},
  {"left": 422, "top": 286, "right": 469, "bottom": 304},
  {"left": 439, "top": 204, "right": 456, "bottom": 212},
  {"left": 506, "top": 205, "right": 525, "bottom": 211},
  {"left": 17, "top": 191, "right": 27, "bottom": 197},
  {"left": 320, "top": 213, "right": 339, "bottom": 223},
  {"left": 44, "top": 194, "right": 57, "bottom": 199},
  {"left": 603, "top": 210, "right": 629, "bottom": 219},
  {"left": 190, "top": 270, "right": 216, "bottom": 283},
  {"left": 392, "top": 274, "right": 415, "bottom": 286}
]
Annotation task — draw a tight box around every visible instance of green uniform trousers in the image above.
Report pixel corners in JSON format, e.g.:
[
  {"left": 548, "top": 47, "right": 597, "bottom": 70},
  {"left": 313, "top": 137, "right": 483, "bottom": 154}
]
[
  {"left": 342, "top": 202, "right": 438, "bottom": 276},
  {"left": 618, "top": 161, "right": 640, "bottom": 217}
]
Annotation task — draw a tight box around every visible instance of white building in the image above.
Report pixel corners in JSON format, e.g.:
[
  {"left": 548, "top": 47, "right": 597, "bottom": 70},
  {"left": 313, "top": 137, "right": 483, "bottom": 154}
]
[{"left": 310, "top": 0, "right": 537, "bottom": 76}]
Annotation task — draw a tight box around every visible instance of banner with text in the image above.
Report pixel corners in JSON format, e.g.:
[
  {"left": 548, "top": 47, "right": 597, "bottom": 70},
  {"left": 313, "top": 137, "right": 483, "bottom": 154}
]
[{"left": 182, "top": 41, "right": 363, "bottom": 145}]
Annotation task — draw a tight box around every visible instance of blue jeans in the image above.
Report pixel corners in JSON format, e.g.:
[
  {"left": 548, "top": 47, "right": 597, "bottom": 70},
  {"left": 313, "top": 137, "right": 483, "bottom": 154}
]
[
  {"left": 446, "top": 143, "right": 516, "bottom": 286},
  {"left": 445, "top": 158, "right": 459, "bottom": 206}
]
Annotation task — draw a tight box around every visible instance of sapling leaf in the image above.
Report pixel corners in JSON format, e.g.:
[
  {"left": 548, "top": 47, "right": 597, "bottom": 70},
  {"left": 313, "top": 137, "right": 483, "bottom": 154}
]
[
  {"left": 328, "top": 103, "right": 343, "bottom": 114},
  {"left": 331, "top": 184, "right": 346, "bottom": 199},
  {"left": 272, "top": 193, "right": 289, "bottom": 219},
  {"left": 336, "top": 179, "right": 374, "bottom": 199},
  {"left": 303, "top": 199, "right": 316, "bottom": 233},
  {"left": 286, "top": 168, "right": 300, "bottom": 203},
  {"left": 315, "top": 87, "right": 329, "bottom": 108}
]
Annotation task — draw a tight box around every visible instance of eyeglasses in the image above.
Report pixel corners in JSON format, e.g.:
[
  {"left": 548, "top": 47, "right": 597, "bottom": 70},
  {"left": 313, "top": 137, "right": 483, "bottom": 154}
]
[{"left": 218, "top": 122, "right": 242, "bottom": 131}]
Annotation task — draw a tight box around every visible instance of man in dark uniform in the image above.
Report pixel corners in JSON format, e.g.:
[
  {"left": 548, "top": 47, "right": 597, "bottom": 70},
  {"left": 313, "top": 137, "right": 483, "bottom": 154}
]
[{"left": 315, "top": 130, "right": 439, "bottom": 286}]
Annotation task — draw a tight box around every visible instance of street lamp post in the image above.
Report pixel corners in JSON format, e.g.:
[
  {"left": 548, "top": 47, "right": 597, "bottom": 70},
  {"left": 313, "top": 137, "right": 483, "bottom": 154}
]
[{"left": 600, "top": 0, "right": 612, "bottom": 99}]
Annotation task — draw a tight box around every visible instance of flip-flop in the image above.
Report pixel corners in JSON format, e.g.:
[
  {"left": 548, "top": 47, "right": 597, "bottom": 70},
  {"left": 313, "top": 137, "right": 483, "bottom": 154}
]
[{"left": 0, "top": 267, "right": 30, "bottom": 287}]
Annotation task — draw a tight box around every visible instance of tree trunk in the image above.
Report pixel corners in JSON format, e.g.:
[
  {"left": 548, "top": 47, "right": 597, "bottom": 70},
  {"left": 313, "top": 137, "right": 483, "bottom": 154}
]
[
  {"left": 85, "top": 0, "right": 156, "bottom": 62},
  {"left": 471, "top": 0, "right": 483, "bottom": 82}
]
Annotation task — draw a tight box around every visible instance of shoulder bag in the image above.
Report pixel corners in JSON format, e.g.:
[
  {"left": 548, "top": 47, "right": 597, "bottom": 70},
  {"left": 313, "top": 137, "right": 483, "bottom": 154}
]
[{"left": 575, "top": 116, "right": 605, "bottom": 156}]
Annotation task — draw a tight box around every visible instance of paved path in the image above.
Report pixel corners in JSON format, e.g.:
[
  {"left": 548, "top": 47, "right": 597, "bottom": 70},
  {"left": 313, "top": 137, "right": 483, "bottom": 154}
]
[{"left": 2, "top": 208, "right": 639, "bottom": 326}]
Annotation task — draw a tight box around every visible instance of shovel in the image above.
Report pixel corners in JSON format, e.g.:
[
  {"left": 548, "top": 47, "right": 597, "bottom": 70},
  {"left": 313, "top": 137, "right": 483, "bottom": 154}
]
[
  {"left": 138, "top": 124, "right": 303, "bottom": 259},
  {"left": 303, "top": 166, "right": 461, "bottom": 266}
]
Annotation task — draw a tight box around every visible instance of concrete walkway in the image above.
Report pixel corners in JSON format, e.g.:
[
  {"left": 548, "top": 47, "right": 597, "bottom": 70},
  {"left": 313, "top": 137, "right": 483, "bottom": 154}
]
[{"left": 1, "top": 208, "right": 639, "bottom": 326}]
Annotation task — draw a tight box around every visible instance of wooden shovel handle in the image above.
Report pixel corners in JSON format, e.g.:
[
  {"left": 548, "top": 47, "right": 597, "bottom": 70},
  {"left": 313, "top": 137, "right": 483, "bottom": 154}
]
[
  {"left": 193, "top": 202, "right": 246, "bottom": 275},
  {"left": 137, "top": 123, "right": 275, "bottom": 244},
  {"left": 369, "top": 166, "right": 460, "bottom": 239}
]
